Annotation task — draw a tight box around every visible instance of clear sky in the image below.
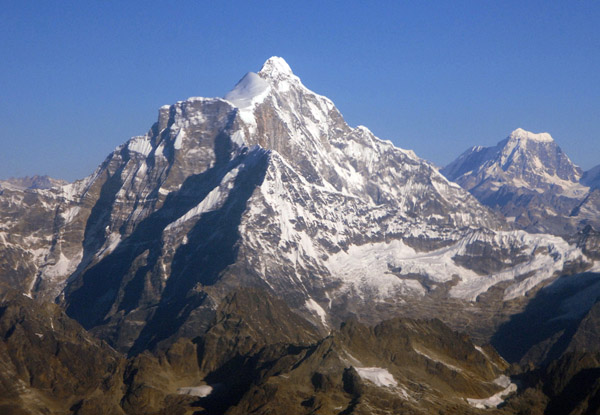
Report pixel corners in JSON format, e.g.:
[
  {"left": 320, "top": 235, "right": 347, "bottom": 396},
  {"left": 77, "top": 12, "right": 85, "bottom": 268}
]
[{"left": 1, "top": 1, "right": 598, "bottom": 181}]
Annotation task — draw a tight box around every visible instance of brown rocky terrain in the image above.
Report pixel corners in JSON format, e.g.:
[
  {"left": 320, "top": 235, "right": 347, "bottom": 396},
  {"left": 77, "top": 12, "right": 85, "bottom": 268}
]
[
  {"left": 0, "top": 289, "right": 125, "bottom": 414},
  {"left": 0, "top": 287, "right": 531, "bottom": 415}
]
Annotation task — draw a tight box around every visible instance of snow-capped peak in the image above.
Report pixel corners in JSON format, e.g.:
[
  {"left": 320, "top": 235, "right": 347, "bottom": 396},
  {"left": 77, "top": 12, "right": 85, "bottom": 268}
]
[
  {"left": 259, "top": 56, "right": 295, "bottom": 78},
  {"left": 257, "top": 56, "right": 305, "bottom": 88},
  {"left": 509, "top": 128, "right": 554, "bottom": 143}
]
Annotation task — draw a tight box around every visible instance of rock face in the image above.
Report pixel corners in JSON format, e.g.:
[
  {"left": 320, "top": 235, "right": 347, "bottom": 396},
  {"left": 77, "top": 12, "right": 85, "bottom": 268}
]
[
  {"left": 221, "top": 318, "right": 512, "bottom": 415},
  {"left": 0, "top": 57, "right": 595, "bottom": 356},
  {"left": 0, "top": 179, "right": 88, "bottom": 302},
  {"left": 441, "top": 128, "right": 599, "bottom": 235},
  {"left": 571, "top": 188, "right": 600, "bottom": 229},
  {"left": 504, "top": 351, "right": 600, "bottom": 415}
]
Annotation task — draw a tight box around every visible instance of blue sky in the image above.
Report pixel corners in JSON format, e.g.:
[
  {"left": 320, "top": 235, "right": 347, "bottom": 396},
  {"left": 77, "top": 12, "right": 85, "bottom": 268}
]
[{"left": 1, "top": 1, "right": 598, "bottom": 181}]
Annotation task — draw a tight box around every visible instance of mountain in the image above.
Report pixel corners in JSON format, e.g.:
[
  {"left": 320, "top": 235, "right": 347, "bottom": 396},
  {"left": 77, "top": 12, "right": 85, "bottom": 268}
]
[
  {"left": 2, "top": 56, "right": 600, "bottom": 414},
  {"left": 0, "top": 58, "right": 595, "bottom": 358},
  {"left": 217, "top": 308, "right": 513, "bottom": 415},
  {"left": 571, "top": 188, "right": 600, "bottom": 229},
  {"left": 6, "top": 283, "right": 600, "bottom": 414},
  {"left": 441, "top": 128, "right": 598, "bottom": 235}
]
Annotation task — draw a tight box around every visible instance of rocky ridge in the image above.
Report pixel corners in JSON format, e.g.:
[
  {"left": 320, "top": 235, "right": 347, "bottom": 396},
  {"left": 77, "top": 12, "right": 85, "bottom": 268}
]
[
  {"left": 0, "top": 288, "right": 519, "bottom": 415},
  {"left": 4, "top": 285, "right": 597, "bottom": 414}
]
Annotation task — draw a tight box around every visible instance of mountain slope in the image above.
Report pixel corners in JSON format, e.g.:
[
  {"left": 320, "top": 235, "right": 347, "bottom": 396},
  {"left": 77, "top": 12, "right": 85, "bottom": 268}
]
[
  {"left": 441, "top": 128, "right": 597, "bottom": 235},
  {"left": 491, "top": 270, "right": 600, "bottom": 366}
]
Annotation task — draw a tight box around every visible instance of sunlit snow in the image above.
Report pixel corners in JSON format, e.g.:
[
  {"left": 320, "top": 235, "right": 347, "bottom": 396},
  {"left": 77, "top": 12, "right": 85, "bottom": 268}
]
[
  {"left": 355, "top": 367, "right": 398, "bottom": 387},
  {"left": 304, "top": 298, "right": 329, "bottom": 328},
  {"left": 177, "top": 385, "right": 213, "bottom": 397},
  {"left": 510, "top": 128, "right": 554, "bottom": 143},
  {"left": 224, "top": 72, "right": 270, "bottom": 129},
  {"left": 467, "top": 376, "right": 517, "bottom": 409},
  {"left": 127, "top": 136, "right": 153, "bottom": 156}
]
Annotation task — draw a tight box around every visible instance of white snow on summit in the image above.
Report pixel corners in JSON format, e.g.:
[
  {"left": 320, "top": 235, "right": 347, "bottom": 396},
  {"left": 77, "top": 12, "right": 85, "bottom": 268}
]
[
  {"left": 259, "top": 56, "right": 297, "bottom": 79},
  {"left": 509, "top": 127, "right": 554, "bottom": 143}
]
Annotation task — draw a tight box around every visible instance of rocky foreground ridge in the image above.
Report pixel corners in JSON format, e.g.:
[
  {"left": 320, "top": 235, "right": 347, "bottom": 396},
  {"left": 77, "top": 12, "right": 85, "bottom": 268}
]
[{"left": 2, "top": 288, "right": 600, "bottom": 414}]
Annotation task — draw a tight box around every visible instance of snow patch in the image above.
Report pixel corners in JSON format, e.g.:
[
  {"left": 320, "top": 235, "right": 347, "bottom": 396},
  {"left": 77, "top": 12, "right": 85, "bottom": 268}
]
[
  {"left": 177, "top": 385, "right": 212, "bottom": 397},
  {"left": 42, "top": 251, "right": 82, "bottom": 280},
  {"left": 230, "top": 130, "right": 246, "bottom": 147},
  {"left": 174, "top": 129, "right": 185, "bottom": 150},
  {"left": 260, "top": 56, "right": 294, "bottom": 77},
  {"left": 326, "top": 240, "right": 427, "bottom": 299},
  {"left": 165, "top": 166, "right": 241, "bottom": 231},
  {"left": 413, "top": 347, "right": 463, "bottom": 372},
  {"left": 326, "top": 230, "right": 581, "bottom": 303},
  {"left": 304, "top": 298, "right": 328, "bottom": 327},
  {"left": 474, "top": 345, "right": 489, "bottom": 359},
  {"left": 467, "top": 376, "right": 517, "bottom": 409},
  {"left": 493, "top": 375, "right": 512, "bottom": 388},
  {"left": 355, "top": 367, "right": 397, "bottom": 387},
  {"left": 96, "top": 234, "right": 121, "bottom": 260},
  {"left": 127, "top": 136, "right": 153, "bottom": 156},
  {"left": 447, "top": 231, "right": 583, "bottom": 301},
  {"left": 60, "top": 206, "right": 80, "bottom": 223}
]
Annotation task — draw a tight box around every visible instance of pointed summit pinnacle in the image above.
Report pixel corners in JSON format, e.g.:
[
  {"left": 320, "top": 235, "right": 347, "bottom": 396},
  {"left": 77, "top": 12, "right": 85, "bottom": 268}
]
[{"left": 258, "top": 56, "right": 296, "bottom": 80}]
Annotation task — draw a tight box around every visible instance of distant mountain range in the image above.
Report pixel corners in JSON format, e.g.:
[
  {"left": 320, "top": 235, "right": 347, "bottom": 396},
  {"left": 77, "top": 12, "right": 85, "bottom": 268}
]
[{"left": 0, "top": 175, "right": 68, "bottom": 190}]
